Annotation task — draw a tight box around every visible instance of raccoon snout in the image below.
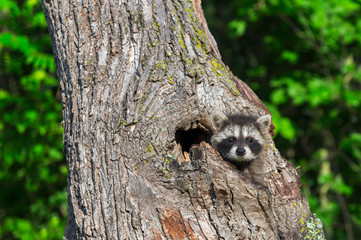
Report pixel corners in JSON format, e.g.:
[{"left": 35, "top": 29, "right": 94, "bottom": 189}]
[{"left": 236, "top": 147, "right": 246, "bottom": 156}]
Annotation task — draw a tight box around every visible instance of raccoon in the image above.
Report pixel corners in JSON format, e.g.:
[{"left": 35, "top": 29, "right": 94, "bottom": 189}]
[{"left": 210, "top": 111, "right": 272, "bottom": 168}]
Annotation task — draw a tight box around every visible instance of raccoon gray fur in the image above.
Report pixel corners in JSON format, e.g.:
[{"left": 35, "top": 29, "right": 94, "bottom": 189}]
[{"left": 210, "top": 111, "right": 272, "bottom": 169}]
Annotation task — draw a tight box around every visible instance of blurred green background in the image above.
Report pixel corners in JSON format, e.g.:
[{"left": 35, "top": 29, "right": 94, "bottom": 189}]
[
  {"left": 0, "top": 0, "right": 360, "bottom": 239},
  {"left": 0, "top": 0, "right": 66, "bottom": 239}
]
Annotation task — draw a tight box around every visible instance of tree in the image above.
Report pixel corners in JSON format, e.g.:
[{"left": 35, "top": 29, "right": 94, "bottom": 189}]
[{"left": 42, "top": 0, "right": 324, "bottom": 239}]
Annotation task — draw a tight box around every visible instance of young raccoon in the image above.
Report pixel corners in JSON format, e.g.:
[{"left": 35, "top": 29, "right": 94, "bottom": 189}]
[{"left": 210, "top": 111, "right": 272, "bottom": 168}]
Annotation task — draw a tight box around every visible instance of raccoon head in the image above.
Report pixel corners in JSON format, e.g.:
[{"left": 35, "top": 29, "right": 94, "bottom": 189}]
[{"left": 210, "top": 111, "right": 272, "bottom": 163}]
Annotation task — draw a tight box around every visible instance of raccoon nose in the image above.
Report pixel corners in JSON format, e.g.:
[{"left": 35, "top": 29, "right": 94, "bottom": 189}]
[{"left": 236, "top": 147, "right": 246, "bottom": 156}]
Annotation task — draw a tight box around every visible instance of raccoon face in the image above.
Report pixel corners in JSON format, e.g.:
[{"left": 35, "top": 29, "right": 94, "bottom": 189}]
[
  {"left": 213, "top": 124, "right": 263, "bottom": 162},
  {"left": 210, "top": 112, "right": 271, "bottom": 163}
]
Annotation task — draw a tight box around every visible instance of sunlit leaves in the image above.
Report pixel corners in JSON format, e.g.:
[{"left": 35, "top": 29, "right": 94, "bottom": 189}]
[
  {"left": 21, "top": 69, "right": 58, "bottom": 92},
  {"left": 0, "top": 32, "right": 55, "bottom": 71},
  {"left": 2, "top": 216, "right": 65, "bottom": 240},
  {"left": 343, "top": 90, "right": 361, "bottom": 108},
  {"left": 281, "top": 50, "right": 298, "bottom": 64},
  {"left": 307, "top": 78, "right": 339, "bottom": 107},
  {"left": 0, "top": 0, "right": 20, "bottom": 16},
  {"left": 265, "top": 1, "right": 360, "bottom": 237},
  {"left": 0, "top": 0, "right": 66, "bottom": 239},
  {"left": 228, "top": 20, "right": 247, "bottom": 38},
  {"left": 270, "top": 88, "right": 287, "bottom": 105},
  {"left": 266, "top": 103, "right": 296, "bottom": 140}
]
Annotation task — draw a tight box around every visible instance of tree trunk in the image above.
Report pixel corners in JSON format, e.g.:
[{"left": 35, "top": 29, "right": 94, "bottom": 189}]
[{"left": 42, "top": 0, "right": 325, "bottom": 239}]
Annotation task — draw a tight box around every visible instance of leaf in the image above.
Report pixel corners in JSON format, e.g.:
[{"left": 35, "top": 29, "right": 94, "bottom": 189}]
[
  {"left": 0, "top": 0, "right": 20, "bottom": 16},
  {"left": 265, "top": 103, "right": 296, "bottom": 140},
  {"left": 278, "top": 117, "right": 296, "bottom": 140},
  {"left": 344, "top": 90, "right": 361, "bottom": 107},
  {"left": 228, "top": 20, "right": 247, "bottom": 38},
  {"left": 306, "top": 78, "right": 337, "bottom": 107},
  {"left": 340, "top": 133, "right": 361, "bottom": 160},
  {"left": 281, "top": 50, "right": 298, "bottom": 64},
  {"left": 332, "top": 175, "right": 352, "bottom": 196},
  {"left": 270, "top": 88, "right": 288, "bottom": 105},
  {"left": 287, "top": 81, "right": 307, "bottom": 105}
]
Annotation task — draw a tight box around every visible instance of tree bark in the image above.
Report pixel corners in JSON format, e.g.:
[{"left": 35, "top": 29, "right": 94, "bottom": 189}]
[{"left": 42, "top": 0, "right": 324, "bottom": 239}]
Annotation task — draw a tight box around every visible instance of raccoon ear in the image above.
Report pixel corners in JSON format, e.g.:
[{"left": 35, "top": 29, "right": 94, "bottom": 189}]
[
  {"left": 257, "top": 114, "right": 272, "bottom": 130},
  {"left": 210, "top": 111, "right": 228, "bottom": 130}
]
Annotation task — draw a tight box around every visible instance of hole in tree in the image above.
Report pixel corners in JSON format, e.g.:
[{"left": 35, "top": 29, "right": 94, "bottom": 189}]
[{"left": 175, "top": 122, "right": 211, "bottom": 161}]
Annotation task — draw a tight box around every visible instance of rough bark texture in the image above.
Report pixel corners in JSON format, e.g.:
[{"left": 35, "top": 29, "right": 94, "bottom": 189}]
[{"left": 43, "top": 0, "right": 324, "bottom": 239}]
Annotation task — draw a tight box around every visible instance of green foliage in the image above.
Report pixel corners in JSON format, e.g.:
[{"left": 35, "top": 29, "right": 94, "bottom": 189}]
[
  {"left": 0, "top": 0, "right": 66, "bottom": 239},
  {"left": 204, "top": 0, "right": 361, "bottom": 239},
  {"left": 228, "top": 20, "right": 247, "bottom": 38}
]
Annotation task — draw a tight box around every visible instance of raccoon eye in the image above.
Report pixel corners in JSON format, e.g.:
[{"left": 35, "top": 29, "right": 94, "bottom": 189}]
[
  {"left": 246, "top": 137, "right": 254, "bottom": 143},
  {"left": 228, "top": 137, "right": 236, "bottom": 142}
]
